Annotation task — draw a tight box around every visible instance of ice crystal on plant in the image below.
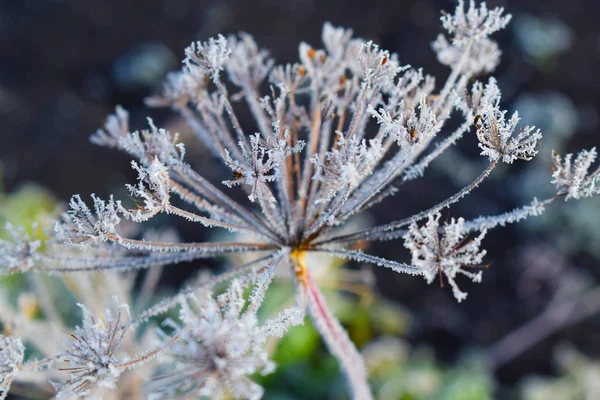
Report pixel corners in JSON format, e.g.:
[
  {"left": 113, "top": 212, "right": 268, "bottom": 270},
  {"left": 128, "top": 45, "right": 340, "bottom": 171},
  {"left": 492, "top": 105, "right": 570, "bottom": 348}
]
[
  {"left": 52, "top": 301, "right": 131, "bottom": 398},
  {"left": 185, "top": 35, "right": 230, "bottom": 81},
  {"left": 118, "top": 119, "right": 186, "bottom": 167},
  {"left": 222, "top": 134, "right": 281, "bottom": 202},
  {"left": 55, "top": 195, "right": 121, "bottom": 249},
  {"left": 433, "top": 30, "right": 502, "bottom": 76},
  {"left": 53, "top": 298, "right": 167, "bottom": 399},
  {"left": 321, "top": 22, "right": 355, "bottom": 59},
  {"left": 476, "top": 98, "right": 542, "bottom": 164},
  {"left": 357, "top": 41, "right": 399, "bottom": 87},
  {"left": 441, "top": 0, "right": 511, "bottom": 43},
  {"left": 0, "top": 335, "right": 24, "bottom": 400},
  {"left": 123, "top": 158, "right": 171, "bottom": 221},
  {"left": 462, "top": 197, "right": 547, "bottom": 233},
  {"left": 145, "top": 64, "right": 208, "bottom": 110},
  {"left": 89, "top": 105, "right": 129, "bottom": 148},
  {"left": 0, "top": 224, "right": 41, "bottom": 274},
  {"left": 226, "top": 33, "right": 274, "bottom": 90},
  {"left": 433, "top": 0, "right": 511, "bottom": 76},
  {"left": 551, "top": 148, "right": 600, "bottom": 200},
  {"left": 455, "top": 77, "right": 501, "bottom": 120},
  {"left": 404, "top": 213, "right": 487, "bottom": 302},
  {"left": 313, "top": 133, "right": 384, "bottom": 199}
]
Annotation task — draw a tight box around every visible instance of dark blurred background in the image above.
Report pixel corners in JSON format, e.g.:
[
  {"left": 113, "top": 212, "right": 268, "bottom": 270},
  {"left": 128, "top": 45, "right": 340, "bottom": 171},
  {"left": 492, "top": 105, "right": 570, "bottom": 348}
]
[{"left": 1, "top": 0, "right": 599, "bottom": 398}]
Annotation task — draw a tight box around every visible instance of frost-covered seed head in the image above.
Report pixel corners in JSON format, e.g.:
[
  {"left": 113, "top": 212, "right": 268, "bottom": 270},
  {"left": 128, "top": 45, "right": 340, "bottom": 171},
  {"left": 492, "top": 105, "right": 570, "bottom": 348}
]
[
  {"left": 0, "top": 224, "right": 41, "bottom": 274},
  {"left": 123, "top": 158, "right": 171, "bottom": 221},
  {"left": 433, "top": 0, "right": 511, "bottom": 76},
  {"left": 269, "top": 63, "right": 308, "bottom": 92},
  {"left": 313, "top": 133, "right": 384, "bottom": 200},
  {"left": 90, "top": 105, "right": 129, "bottom": 148},
  {"left": 432, "top": 34, "right": 502, "bottom": 76},
  {"left": 551, "top": 148, "right": 600, "bottom": 200},
  {"left": 440, "top": 0, "right": 511, "bottom": 44},
  {"left": 145, "top": 64, "right": 208, "bottom": 109},
  {"left": 476, "top": 103, "right": 542, "bottom": 164},
  {"left": 404, "top": 214, "right": 487, "bottom": 302},
  {"left": 10, "top": 4, "right": 593, "bottom": 399},
  {"left": 185, "top": 35, "right": 231, "bottom": 81},
  {"left": 119, "top": 119, "right": 186, "bottom": 167},
  {"left": 454, "top": 77, "right": 501, "bottom": 119},
  {"left": 357, "top": 41, "right": 400, "bottom": 87},
  {"left": 0, "top": 335, "right": 24, "bottom": 399},
  {"left": 226, "top": 33, "right": 274, "bottom": 89},
  {"left": 153, "top": 278, "right": 302, "bottom": 400},
  {"left": 52, "top": 301, "right": 131, "bottom": 398},
  {"left": 55, "top": 195, "right": 121, "bottom": 249},
  {"left": 221, "top": 133, "right": 305, "bottom": 202}
]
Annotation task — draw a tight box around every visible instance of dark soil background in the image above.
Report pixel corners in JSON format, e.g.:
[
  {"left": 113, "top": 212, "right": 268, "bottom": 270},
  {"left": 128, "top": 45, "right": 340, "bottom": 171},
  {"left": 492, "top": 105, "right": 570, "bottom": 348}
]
[{"left": 1, "top": 0, "right": 599, "bottom": 396}]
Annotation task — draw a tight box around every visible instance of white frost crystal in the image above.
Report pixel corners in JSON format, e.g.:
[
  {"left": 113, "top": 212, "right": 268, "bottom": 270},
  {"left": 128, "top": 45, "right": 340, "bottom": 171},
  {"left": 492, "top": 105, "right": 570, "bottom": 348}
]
[{"left": 404, "top": 213, "right": 487, "bottom": 302}]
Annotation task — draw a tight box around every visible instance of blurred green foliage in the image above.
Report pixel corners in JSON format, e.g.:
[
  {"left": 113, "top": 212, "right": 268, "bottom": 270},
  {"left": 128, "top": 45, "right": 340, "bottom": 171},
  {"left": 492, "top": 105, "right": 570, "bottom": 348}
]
[
  {"left": 520, "top": 344, "right": 600, "bottom": 400},
  {"left": 0, "top": 177, "right": 58, "bottom": 308}
]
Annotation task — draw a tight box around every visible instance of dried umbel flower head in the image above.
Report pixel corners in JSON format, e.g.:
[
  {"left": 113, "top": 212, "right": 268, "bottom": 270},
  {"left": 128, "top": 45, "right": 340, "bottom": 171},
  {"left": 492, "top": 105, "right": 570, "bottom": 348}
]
[
  {"left": 404, "top": 214, "right": 487, "bottom": 302},
  {"left": 476, "top": 102, "right": 542, "bottom": 164},
  {"left": 0, "top": 224, "right": 41, "bottom": 274},
  {"left": 52, "top": 301, "right": 130, "bottom": 398},
  {"left": 53, "top": 299, "right": 169, "bottom": 399},
  {"left": 1, "top": 1, "right": 598, "bottom": 399},
  {"left": 152, "top": 277, "right": 302, "bottom": 399},
  {"left": 123, "top": 158, "right": 172, "bottom": 221},
  {"left": 433, "top": 0, "right": 511, "bottom": 76},
  {"left": 54, "top": 194, "right": 121, "bottom": 249},
  {"left": 551, "top": 147, "right": 600, "bottom": 200},
  {"left": 185, "top": 34, "right": 230, "bottom": 81}
]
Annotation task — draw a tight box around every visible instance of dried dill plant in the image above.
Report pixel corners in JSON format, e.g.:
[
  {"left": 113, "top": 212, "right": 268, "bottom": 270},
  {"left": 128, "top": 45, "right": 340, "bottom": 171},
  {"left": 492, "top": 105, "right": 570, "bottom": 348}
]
[{"left": 1, "top": 1, "right": 599, "bottom": 399}]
